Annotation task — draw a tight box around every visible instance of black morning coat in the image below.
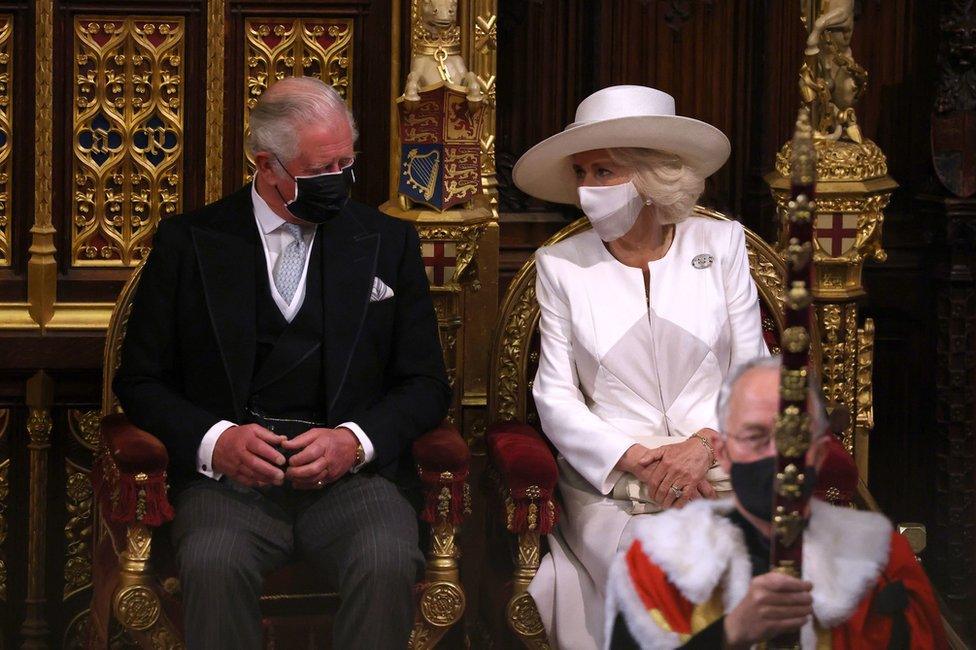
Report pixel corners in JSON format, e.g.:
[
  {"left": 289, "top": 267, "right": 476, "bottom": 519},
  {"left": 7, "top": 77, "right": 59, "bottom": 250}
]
[{"left": 113, "top": 185, "right": 451, "bottom": 489}]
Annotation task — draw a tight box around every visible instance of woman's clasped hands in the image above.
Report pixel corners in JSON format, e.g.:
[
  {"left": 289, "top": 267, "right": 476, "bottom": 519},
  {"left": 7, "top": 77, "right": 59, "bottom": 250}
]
[{"left": 617, "top": 430, "right": 718, "bottom": 509}]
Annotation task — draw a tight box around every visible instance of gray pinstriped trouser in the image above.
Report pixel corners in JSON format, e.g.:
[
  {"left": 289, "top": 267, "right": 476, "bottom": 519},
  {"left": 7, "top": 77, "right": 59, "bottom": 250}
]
[{"left": 172, "top": 472, "right": 424, "bottom": 649}]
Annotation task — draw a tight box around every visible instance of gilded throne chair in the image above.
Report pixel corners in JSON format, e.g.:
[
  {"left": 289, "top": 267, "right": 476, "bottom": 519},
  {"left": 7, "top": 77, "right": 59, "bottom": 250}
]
[
  {"left": 87, "top": 262, "right": 471, "bottom": 649},
  {"left": 482, "top": 208, "right": 860, "bottom": 648}
]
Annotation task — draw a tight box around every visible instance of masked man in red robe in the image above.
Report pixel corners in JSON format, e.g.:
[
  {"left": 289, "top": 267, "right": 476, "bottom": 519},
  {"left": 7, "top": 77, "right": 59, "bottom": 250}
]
[{"left": 606, "top": 356, "right": 947, "bottom": 649}]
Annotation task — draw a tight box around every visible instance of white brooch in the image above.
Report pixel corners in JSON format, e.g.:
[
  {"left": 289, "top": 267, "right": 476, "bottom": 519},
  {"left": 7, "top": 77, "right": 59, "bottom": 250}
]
[{"left": 692, "top": 253, "right": 713, "bottom": 269}]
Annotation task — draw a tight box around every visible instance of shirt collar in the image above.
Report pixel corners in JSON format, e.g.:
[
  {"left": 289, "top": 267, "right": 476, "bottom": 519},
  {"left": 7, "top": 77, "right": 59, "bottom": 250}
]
[{"left": 251, "top": 176, "right": 288, "bottom": 235}]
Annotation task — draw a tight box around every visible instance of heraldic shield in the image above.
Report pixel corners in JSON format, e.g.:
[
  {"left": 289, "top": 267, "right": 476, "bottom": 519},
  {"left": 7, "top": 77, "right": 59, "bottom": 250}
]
[{"left": 398, "top": 82, "right": 487, "bottom": 211}]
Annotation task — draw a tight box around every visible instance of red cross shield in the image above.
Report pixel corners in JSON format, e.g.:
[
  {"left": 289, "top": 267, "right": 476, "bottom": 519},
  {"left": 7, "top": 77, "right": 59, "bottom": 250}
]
[
  {"left": 815, "top": 213, "right": 858, "bottom": 257},
  {"left": 422, "top": 241, "right": 458, "bottom": 286}
]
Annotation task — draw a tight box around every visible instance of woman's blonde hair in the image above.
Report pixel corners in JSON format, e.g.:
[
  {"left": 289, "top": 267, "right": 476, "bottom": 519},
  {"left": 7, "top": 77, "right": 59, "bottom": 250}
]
[{"left": 606, "top": 148, "right": 705, "bottom": 224}]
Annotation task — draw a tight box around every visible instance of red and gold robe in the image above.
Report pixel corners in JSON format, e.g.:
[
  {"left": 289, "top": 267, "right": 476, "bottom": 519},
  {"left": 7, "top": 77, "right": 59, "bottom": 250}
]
[{"left": 606, "top": 499, "right": 946, "bottom": 649}]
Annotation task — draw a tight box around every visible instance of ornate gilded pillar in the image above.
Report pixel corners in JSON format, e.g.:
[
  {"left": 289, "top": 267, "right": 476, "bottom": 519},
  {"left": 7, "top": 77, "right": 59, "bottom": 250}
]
[
  {"left": 383, "top": 0, "right": 499, "bottom": 448},
  {"left": 27, "top": 0, "right": 56, "bottom": 329},
  {"left": 205, "top": 0, "right": 226, "bottom": 203},
  {"left": 20, "top": 371, "right": 54, "bottom": 648},
  {"left": 460, "top": 0, "right": 499, "bottom": 451},
  {"left": 766, "top": 0, "right": 894, "bottom": 481}
]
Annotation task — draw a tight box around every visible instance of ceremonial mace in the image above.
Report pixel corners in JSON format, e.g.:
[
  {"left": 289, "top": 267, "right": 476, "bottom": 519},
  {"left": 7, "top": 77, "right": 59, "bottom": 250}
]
[{"left": 769, "top": 110, "right": 817, "bottom": 650}]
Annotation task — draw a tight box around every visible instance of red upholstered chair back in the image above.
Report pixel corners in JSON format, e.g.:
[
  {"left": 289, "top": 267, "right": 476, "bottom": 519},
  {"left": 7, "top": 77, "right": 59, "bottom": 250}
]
[{"left": 489, "top": 207, "right": 814, "bottom": 430}]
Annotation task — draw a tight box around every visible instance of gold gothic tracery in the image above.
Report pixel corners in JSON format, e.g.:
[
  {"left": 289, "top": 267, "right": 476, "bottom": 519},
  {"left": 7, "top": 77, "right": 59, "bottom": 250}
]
[
  {"left": 0, "top": 16, "right": 12, "bottom": 267},
  {"left": 243, "top": 17, "right": 354, "bottom": 179},
  {"left": 72, "top": 16, "right": 185, "bottom": 267}
]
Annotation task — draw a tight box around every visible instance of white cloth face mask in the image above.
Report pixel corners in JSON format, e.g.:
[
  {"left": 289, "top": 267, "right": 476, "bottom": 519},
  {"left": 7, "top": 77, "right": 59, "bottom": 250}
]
[{"left": 577, "top": 181, "right": 647, "bottom": 242}]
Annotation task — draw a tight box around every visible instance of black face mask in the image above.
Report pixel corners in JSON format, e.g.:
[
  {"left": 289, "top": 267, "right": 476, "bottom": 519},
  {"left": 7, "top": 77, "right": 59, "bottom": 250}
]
[
  {"left": 730, "top": 456, "right": 818, "bottom": 522},
  {"left": 274, "top": 157, "right": 355, "bottom": 225}
]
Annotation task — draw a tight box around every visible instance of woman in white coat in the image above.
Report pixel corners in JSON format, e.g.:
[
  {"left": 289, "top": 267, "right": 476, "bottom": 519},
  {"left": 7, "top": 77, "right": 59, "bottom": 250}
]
[{"left": 511, "top": 85, "right": 769, "bottom": 649}]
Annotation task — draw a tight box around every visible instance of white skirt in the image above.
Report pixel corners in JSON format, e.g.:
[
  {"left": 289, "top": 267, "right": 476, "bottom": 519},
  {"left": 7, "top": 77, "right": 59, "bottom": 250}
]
[
  {"left": 528, "top": 457, "right": 647, "bottom": 650},
  {"left": 528, "top": 456, "right": 731, "bottom": 649}
]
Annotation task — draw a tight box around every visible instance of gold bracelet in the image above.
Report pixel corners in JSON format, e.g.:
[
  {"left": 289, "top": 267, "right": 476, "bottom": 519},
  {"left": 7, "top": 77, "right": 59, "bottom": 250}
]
[{"left": 692, "top": 432, "right": 715, "bottom": 466}]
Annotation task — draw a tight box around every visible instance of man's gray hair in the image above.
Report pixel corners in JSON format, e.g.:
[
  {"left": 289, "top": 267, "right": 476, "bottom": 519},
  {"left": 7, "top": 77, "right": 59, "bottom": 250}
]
[
  {"left": 715, "top": 355, "right": 827, "bottom": 438},
  {"left": 246, "top": 76, "right": 358, "bottom": 164}
]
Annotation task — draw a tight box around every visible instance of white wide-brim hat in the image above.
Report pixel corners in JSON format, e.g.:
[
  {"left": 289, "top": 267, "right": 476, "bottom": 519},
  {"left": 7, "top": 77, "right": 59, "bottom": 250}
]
[{"left": 512, "top": 85, "right": 731, "bottom": 205}]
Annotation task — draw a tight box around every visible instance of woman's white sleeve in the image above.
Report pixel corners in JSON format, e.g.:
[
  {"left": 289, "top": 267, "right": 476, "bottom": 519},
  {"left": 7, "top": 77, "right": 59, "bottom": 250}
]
[
  {"left": 531, "top": 252, "right": 636, "bottom": 494},
  {"left": 724, "top": 222, "right": 770, "bottom": 369}
]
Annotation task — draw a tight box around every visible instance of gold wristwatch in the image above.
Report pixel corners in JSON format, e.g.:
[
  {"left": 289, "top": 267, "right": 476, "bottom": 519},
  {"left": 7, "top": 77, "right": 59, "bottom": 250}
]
[{"left": 354, "top": 439, "right": 365, "bottom": 467}]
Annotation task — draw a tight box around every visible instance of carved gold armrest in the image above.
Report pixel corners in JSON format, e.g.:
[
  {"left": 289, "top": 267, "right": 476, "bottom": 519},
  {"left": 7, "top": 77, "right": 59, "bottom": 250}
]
[
  {"left": 486, "top": 422, "right": 557, "bottom": 648},
  {"left": 409, "top": 422, "right": 470, "bottom": 650},
  {"left": 93, "top": 413, "right": 173, "bottom": 527}
]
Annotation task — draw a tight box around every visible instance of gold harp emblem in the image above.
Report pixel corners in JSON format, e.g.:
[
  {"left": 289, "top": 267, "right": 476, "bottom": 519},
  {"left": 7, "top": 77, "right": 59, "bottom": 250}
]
[{"left": 402, "top": 148, "right": 441, "bottom": 201}]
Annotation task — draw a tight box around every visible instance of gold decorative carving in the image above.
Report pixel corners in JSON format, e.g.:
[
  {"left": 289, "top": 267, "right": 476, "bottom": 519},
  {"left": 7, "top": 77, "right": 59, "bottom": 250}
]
[
  {"left": 29, "top": 0, "right": 56, "bottom": 327},
  {"left": 115, "top": 585, "right": 160, "bottom": 630},
  {"left": 0, "top": 16, "right": 12, "bottom": 266},
  {"left": 766, "top": 1, "right": 896, "bottom": 473},
  {"left": 408, "top": 624, "right": 432, "bottom": 649},
  {"left": 508, "top": 592, "right": 545, "bottom": 637},
  {"left": 431, "top": 520, "right": 458, "bottom": 559},
  {"left": 64, "top": 460, "right": 94, "bottom": 599},
  {"left": 22, "top": 371, "right": 54, "bottom": 643},
  {"left": 468, "top": 1, "right": 499, "bottom": 216},
  {"left": 419, "top": 581, "right": 465, "bottom": 627},
  {"left": 148, "top": 622, "right": 185, "bottom": 650},
  {"left": 124, "top": 523, "right": 153, "bottom": 566},
  {"left": 854, "top": 319, "right": 874, "bottom": 479},
  {"left": 416, "top": 223, "right": 485, "bottom": 289},
  {"left": 817, "top": 303, "right": 858, "bottom": 451},
  {"left": 63, "top": 609, "right": 91, "bottom": 650},
  {"left": 204, "top": 0, "right": 225, "bottom": 202},
  {"left": 72, "top": 16, "right": 185, "bottom": 266},
  {"left": 69, "top": 409, "right": 101, "bottom": 450},
  {"left": 799, "top": 0, "right": 864, "bottom": 143},
  {"left": 515, "top": 532, "right": 541, "bottom": 572},
  {"left": 474, "top": 14, "right": 497, "bottom": 53},
  {"left": 243, "top": 17, "right": 353, "bottom": 178},
  {"left": 102, "top": 262, "right": 145, "bottom": 412},
  {"left": 775, "top": 138, "right": 887, "bottom": 181}
]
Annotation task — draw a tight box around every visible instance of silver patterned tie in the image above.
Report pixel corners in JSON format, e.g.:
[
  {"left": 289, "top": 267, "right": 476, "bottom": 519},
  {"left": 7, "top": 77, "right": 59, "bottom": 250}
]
[{"left": 273, "top": 223, "right": 307, "bottom": 304}]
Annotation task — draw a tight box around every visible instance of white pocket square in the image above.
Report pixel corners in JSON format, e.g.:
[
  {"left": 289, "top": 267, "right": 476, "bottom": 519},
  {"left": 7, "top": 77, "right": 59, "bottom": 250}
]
[{"left": 370, "top": 276, "right": 395, "bottom": 302}]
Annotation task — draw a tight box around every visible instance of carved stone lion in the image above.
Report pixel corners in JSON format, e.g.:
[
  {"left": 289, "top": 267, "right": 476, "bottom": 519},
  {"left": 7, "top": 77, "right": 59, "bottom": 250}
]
[{"left": 403, "top": 0, "right": 483, "bottom": 103}]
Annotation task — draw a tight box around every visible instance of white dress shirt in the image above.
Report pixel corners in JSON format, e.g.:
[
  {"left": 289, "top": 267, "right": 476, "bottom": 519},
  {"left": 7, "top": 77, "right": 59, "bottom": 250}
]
[{"left": 195, "top": 179, "right": 375, "bottom": 480}]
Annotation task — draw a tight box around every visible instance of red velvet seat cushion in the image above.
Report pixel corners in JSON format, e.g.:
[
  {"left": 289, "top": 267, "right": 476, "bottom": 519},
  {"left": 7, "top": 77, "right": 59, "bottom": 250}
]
[
  {"left": 486, "top": 422, "right": 558, "bottom": 497},
  {"left": 101, "top": 412, "right": 169, "bottom": 474},
  {"left": 412, "top": 421, "right": 470, "bottom": 476},
  {"left": 486, "top": 421, "right": 559, "bottom": 533},
  {"left": 814, "top": 433, "right": 858, "bottom": 506}
]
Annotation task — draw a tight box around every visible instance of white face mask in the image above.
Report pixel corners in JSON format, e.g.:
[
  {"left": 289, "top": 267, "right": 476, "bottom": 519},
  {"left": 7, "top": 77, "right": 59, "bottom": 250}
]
[{"left": 577, "top": 181, "right": 647, "bottom": 242}]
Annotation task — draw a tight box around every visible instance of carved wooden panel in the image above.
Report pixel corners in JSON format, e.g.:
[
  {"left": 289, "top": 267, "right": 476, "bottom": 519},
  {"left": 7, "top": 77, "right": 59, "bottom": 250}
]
[
  {"left": 71, "top": 16, "right": 185, "bottom": 267},
  {"left": 0, "top": 409, "right": 8, "bottom": 603},
  {"left": 242, "top": 17, "right": 354, "bottom": 179},
  {"left": 0, "top": 16, "right": 12, "bottom": 267}
]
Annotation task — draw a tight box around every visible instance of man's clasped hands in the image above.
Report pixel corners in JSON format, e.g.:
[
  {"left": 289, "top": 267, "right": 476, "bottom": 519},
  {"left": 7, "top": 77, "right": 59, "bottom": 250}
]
[{"left": 211, "top": 424, "right": 360, "bottom": 489}]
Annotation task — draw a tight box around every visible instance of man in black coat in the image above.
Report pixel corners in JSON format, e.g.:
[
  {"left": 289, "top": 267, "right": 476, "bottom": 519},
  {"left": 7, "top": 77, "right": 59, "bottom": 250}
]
[{"left": 114, "top": 76, "right": 451, "bottom": 649}]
